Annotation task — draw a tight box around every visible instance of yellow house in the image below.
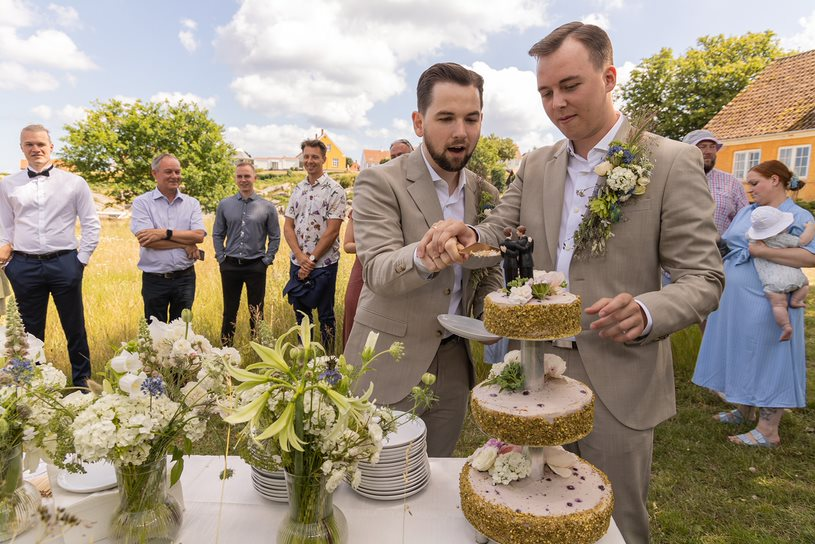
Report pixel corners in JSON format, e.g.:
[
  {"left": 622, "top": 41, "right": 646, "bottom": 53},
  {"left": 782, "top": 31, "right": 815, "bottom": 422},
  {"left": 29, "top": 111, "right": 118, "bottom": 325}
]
[
  {"left": 705, "top": 50, "right": 815, "bottom": 201},
  {"left": 300, "top": 129, "right": 346, "bottom": 172}
]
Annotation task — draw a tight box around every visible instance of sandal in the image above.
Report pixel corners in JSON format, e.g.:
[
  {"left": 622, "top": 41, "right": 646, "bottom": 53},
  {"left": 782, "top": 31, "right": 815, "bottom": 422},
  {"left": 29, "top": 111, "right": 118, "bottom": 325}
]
[
  {"left": 714, "top": 409, "right": 747, "bottom": 425},
  {"left": 728, "top": 428, "right": 779, "bottom": 448}
]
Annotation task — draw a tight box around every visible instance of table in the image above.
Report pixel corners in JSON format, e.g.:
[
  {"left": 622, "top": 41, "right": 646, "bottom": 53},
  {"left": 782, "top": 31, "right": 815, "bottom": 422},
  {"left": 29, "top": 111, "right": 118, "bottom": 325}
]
[{"left": 43, "top": 456, "right": 625, "bottom": 543}]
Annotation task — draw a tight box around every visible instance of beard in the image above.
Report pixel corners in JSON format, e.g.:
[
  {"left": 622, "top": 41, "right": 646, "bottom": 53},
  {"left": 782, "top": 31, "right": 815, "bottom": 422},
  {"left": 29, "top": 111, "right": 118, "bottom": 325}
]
[
  {"left": 425, "top": 139, "right": 474, "bottom": 173},
  {"left": 703, "top": 156, "right": 716, "bottom": 174}
]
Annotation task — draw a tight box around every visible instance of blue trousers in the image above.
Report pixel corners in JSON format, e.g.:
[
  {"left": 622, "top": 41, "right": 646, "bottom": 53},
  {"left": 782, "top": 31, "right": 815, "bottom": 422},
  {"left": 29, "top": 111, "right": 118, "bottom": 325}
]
[{"left": 4, "top": 250, "right": 91, "bottom": 387}]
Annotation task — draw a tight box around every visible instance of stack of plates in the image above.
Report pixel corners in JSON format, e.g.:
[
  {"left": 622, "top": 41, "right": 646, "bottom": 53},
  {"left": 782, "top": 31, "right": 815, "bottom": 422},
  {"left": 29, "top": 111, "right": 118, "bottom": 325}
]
[
  {"left": 354, "top": 414, "right": 430, "bottom": 500},
  {"left": 250, "top": 466, "right": 287, "bottom": 502}
]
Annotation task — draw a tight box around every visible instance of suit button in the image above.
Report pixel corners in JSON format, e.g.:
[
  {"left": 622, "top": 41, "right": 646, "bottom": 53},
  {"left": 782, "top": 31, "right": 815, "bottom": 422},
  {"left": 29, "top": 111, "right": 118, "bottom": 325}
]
[
  {"left": 436, "top": 330, "right": 443, "bottom": 337},
  {"left": 444, "top": 288, "right": 451, "bottom": 295},
  {"left": 395, "top": 263, "right": 405, "bottom": 273}
]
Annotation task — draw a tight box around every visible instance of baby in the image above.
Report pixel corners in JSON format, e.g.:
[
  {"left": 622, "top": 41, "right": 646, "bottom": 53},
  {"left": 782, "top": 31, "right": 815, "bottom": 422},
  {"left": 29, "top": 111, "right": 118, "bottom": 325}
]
[{"left": 748, "top": 206, "right": 815, "bottom": 341}]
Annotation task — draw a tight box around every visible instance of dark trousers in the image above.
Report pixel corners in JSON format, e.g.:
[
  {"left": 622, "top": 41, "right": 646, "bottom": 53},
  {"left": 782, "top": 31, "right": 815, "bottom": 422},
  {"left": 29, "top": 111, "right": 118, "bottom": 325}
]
[
  {"left": 219, "top": 258, "right": 267, "bottom": 346},
  {"left": 288, "top": 262, "right": 338, "bottom": 353},
  {"left": 4, "top": 250, "right": 91, "bottom": 387},
  {"left": 141, "top": 269, "right": 196, "bottom": 323}
]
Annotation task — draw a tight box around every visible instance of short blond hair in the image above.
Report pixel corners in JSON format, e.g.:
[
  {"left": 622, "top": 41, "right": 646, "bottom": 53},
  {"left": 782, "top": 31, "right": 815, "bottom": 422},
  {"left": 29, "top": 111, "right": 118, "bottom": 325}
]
[{"left": 20, "top": 124, "right": 51, "bottom": 143}]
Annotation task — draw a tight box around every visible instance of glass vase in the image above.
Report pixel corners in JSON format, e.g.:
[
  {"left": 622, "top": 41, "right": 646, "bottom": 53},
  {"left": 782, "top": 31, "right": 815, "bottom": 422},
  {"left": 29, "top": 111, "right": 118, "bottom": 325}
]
[
  {"left": 277, "top": 471, "right": 348, "bottom": 544},
  {"left": 0, "top": 445, "right": 41, "bottom": 542},
  {"left": 110, "top": 458, "right": 182, "bottom": 544}
]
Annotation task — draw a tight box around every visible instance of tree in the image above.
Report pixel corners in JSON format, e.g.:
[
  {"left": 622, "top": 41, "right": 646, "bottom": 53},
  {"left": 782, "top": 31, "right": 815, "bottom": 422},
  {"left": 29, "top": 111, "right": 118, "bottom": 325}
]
[
  {"left": 61, "top": 99, "right": 236, "bottom": 211},
  {"left": 469, "top": 134, "right": 518, "bottom": 192},
  {"left": 620, "top": 31, "right": 786, "bottom": 141}
]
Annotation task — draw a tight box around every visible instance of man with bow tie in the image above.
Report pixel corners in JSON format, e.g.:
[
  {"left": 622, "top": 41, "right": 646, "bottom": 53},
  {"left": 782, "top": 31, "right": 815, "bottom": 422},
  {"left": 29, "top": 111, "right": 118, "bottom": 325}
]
[{"left": 0, "top": 124, "right": 100, "bottom": 388}]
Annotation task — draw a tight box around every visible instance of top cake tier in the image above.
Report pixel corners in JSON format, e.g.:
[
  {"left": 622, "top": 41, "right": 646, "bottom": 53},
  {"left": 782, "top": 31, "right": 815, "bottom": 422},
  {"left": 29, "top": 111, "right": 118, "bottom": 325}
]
[{"left": 484, "top": 291, "right": 582, "bottom": 340}]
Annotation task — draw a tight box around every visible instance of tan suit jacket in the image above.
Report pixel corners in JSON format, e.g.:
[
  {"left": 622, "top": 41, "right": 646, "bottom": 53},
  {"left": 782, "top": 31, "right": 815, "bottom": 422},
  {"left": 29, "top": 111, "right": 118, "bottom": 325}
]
[
  {"left": 344, "top": 146, "right": 503, "bottom": 404},
  {"left": 478, "top": 119, "right": 724, "bottom": 430}
]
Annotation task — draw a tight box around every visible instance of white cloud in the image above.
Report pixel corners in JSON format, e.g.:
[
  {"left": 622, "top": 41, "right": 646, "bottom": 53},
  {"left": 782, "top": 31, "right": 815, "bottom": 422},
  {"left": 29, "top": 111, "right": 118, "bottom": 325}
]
[
  {"left": 178, "top": 19, "right": 198, "bottom": 53},
  {"left": 0, "top": 61, "right": 59, "bottom": 91},
  {"left": 47, "top": 4, "right": 81, "bottom": 29},
  {"left": 595, "top": 0, "right": 624, "bottom": 9},
  {"left": 150, "top": 92, "right": 216, "bottom": 110},
  {"left": 0, "top": 0, "right": 34, "bottom": 28},
  {"left": 31, "top": 105, "right": 52, "bottom": 120},
  {"left": 581, "top": 12, "right": 610, "bottom": 30},
  {"left": 224, "top": 123, "right": 321, "bottom": 157},
  {"left": 0, "top": 27, "right": 96, "bottom": 71},
  {"left": 215, "top": 0, "right": 550, "bottom": 126},
  {"left": 781, "top": 10, "right": 815, "bottom": 51},
  {"left": 612, "top": 60, "right": 636, "bottom": 109},
  {"left": 471, "top": 61, "right": 557, "bottom": 153}
]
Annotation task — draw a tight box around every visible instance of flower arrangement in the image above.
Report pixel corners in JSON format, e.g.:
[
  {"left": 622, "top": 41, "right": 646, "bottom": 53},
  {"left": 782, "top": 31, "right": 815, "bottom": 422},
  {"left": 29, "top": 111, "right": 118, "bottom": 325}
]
[
  {"left": 503, "top": 270, "right": 568, "bottom": 305},
  {"left": 222, "top": 316, "right": 431, "bottom": 543},
  {"left": 485, "top": 350, "right": 567, "bottom": 392},
  {"left": 573, "top": 122, "right": 653, "bottom": 257},
  {"left": 468, "top": 439, "right": 579, "bottom": 485}
]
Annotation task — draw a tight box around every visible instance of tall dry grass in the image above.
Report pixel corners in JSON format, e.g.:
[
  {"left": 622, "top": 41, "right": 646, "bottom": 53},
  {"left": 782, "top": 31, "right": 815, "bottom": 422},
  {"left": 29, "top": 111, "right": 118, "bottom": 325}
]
[{"left": 41, "top": 217, "right": 356, "bottom": 377}]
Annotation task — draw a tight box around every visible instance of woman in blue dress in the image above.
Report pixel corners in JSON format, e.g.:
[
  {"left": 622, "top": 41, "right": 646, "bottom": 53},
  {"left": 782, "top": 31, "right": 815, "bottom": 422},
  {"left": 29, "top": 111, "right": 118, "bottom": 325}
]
[{"left": 693, "top": 160, "right": 815, "bottom": 447}]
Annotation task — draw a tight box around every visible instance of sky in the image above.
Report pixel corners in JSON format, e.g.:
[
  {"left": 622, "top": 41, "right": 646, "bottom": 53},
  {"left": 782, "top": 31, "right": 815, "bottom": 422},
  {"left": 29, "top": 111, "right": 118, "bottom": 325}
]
[{"left": 1, "top": 0, "right": 815, "bottom": 173}]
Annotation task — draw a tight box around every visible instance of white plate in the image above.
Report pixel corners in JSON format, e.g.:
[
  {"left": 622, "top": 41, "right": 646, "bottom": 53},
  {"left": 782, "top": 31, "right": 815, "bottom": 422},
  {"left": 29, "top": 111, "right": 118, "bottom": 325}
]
[
  {"left": 360, "top": 466, "right": 429, "bottom": 490},
  {"left": 57, "top": 461, "right": 118, "bottom": 493},
  {"left": 355, "top": 473, "right": 430, "bottom": 500},
  {"left": 361, "top": 453, "right": 425, "bottom": 474},
  {"left": 377, "top": 442, "right": 427, "bottom": 461},
  {"left": 383, "top": 417, "right": 427, "bottom": 448},
  {"left": 437, "top": 314, "right": 501, "bottom": 343}
]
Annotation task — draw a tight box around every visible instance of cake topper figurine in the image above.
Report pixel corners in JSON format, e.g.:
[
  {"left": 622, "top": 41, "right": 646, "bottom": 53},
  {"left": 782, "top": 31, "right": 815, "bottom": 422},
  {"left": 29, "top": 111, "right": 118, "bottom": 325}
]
[
  {"left": 516, "top": 225, "right": 534, "bottom": 279},
  {"left": 499, "top": 227, "right": 520, "bottom": 287}
]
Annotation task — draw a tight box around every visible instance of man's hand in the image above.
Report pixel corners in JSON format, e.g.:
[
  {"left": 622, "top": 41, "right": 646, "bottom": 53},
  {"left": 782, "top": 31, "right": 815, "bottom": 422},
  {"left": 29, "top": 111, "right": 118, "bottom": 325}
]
[
  {"left": 0, "top": 243, "right": 12, "bottom": 266},
  {"left": 586, "top": 293, "right": 646, "bottom": 343},
  {"left": 416, "top": 220, "right": 477, "bottom": 271},
  {"left": 184, "top": 245, "right": 201, "bottom": 260},
  {"left": 297, "top": 267, "right": 311, "bottom": 280},
  {"left": 136, "top": 228, "right": 168, "bottom": 247},
  {"left": 296, "top": 252, "right": 315, "bottom": 273}
]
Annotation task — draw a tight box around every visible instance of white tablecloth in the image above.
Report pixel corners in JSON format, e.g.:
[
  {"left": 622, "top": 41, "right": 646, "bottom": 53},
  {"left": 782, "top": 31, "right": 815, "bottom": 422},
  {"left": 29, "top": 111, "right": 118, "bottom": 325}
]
[{"left": 46, "top": 456, "right": 625, "bottom": 543}]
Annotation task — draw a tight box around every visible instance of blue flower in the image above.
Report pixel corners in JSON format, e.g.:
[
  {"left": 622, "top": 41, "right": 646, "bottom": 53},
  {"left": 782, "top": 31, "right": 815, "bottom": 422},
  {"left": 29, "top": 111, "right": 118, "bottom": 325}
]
[
  {"left": 318, "top": 368, "right": 342, "bottom": 387},
  {"left": 3, "top": 358, "right": 34, "bottom": 384},
  {"left": 622, "top": 150, "right": 635, "bottom": 164},
  {"left": 140, "top": 376, "right": 166, "bottom": 397}
]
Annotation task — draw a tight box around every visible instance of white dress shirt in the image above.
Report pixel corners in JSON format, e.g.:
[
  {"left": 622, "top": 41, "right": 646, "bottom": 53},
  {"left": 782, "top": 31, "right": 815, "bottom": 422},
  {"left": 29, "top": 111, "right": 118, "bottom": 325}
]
[
  {"left": 558, "top": 114, "right": 653, "bottom": 336},
  {"left": 0, "top": 166, "right": 100, "bottom": 264},
  {"left": 414, "top": 147, "right": 467, "bottom": 319}
]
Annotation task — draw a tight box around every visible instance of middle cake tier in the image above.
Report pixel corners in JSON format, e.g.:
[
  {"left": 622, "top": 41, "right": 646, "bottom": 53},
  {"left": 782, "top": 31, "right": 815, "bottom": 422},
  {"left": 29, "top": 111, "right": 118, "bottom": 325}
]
[{"left": 471, "top": 376, "right": 594, "bottom": 446}]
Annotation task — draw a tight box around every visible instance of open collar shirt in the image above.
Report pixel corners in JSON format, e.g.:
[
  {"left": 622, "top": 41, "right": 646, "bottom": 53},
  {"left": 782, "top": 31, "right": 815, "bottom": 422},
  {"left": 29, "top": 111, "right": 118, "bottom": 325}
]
[
  {"left": 707, "top": 168, "right": 749, "bottom": 235},
  {"left": 213, "top": 192, "right": 280, "bottom": 265},
  {"left": 130, "top": 188, "right": 206, "bottom": 273},
  {"left": 0, "top": 166, "right": 100, "bottom": 264},
  {"left": 284, "top": 173, "right": 347, "bottom": 267}
]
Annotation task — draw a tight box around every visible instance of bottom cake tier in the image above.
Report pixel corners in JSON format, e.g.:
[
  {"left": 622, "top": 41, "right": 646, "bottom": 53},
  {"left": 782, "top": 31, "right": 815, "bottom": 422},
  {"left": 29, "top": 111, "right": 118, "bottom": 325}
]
[{"left": 460, "top": 460, "right": 614, "bottom": 544}]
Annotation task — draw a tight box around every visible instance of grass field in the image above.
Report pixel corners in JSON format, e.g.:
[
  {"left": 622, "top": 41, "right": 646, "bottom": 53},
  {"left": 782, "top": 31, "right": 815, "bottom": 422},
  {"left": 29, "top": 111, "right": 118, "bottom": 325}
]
[{"left": 37, "top": 218, "right": 815, "bottom": 543}]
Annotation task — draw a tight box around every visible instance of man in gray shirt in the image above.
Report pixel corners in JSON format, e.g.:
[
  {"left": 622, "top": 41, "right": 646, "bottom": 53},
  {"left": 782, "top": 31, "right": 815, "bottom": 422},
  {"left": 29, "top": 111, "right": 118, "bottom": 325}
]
[{"left": 213, "top": 162, "right": 280, "bottom": 345}]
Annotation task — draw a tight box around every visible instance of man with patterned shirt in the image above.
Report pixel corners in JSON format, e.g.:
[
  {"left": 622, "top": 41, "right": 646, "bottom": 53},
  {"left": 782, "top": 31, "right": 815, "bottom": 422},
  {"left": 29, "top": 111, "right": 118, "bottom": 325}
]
[
  {"left": 283, "top": 139, "right": 347, "bottom": 353},
  {"left": 0, "top": 124, "right": 100, "bottom": 388},
  {"left": 683, "top": 129, "right": 749, "bottom": 235}
]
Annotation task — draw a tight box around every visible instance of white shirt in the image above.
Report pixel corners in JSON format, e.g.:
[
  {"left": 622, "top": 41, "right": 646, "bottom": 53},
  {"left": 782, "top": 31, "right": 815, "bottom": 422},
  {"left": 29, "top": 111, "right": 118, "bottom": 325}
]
[
  {"left": 0, "top": 166, "right": 100, "bottom": 264},
  {"left": 558, "top": 114, "right": 653, "bottom": 336},
  {"left": 415, "top": 147, "right": 467, "bottom": 319}
]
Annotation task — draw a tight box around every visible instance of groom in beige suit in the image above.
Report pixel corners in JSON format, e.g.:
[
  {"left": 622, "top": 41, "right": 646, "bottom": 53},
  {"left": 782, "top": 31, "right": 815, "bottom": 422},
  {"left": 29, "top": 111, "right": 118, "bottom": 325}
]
[
  {"left": 420, "top": 24, "right": 724, "bottom": 543},
  {"left": 344, "top": 63, "right": 502, "bottom": 457}
]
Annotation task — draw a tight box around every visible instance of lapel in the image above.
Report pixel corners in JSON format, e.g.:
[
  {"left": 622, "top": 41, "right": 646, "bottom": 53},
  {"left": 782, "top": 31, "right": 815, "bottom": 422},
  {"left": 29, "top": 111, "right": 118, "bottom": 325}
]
[
  {"left": 543, "top": 143, "right": 569, "bottom": 269},
  {"left": 463, "top": 170, "right": 478, "bottom": 224},
  {"left": 405, "top": 145, "right": 444, "bottom": 229}
]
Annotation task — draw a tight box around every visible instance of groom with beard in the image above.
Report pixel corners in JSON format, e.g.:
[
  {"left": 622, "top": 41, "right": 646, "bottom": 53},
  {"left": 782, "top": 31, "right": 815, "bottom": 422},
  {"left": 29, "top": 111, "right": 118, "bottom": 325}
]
[{"left": 343, "top": 62, "right": 502, "bottom": 457}]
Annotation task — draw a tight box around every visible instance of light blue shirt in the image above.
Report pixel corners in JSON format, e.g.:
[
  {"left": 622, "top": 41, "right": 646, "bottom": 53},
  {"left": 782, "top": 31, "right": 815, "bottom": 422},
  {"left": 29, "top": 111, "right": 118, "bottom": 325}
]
[{"left": 130, "top": 188, "right": 206, "bottom": 273}]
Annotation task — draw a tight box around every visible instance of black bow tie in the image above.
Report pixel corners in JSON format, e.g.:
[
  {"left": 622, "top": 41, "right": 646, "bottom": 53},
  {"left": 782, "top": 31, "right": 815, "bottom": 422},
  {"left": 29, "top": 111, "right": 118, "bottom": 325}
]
[{"left": 27, "top": 166, "right": 53, "bottom": 178}]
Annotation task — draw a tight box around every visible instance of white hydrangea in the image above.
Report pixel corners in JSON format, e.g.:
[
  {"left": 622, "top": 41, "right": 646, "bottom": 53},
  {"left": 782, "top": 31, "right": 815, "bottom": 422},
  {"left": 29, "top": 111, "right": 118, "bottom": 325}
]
[
  {"left": 606, "top": 166, "right": 638, "bottom": 193},
  {"left": 489, "top": 451, "right": 532, "bottom": 485}
]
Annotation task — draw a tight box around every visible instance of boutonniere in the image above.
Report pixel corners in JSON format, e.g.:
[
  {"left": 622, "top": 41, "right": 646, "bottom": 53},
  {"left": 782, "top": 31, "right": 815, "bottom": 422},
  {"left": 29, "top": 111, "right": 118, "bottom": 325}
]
[{"left": 573, "top": 120, "right": 654, "bottom": 258}]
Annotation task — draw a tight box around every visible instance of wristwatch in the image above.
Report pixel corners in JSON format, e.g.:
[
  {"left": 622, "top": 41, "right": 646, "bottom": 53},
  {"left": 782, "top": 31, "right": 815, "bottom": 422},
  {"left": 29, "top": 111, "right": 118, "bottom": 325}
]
[
  {"left": 165, "top": 229, "right": 173, "bottom": 240},
  {"left": 308, "top": 254, "right": 317, "bottom": 263}
]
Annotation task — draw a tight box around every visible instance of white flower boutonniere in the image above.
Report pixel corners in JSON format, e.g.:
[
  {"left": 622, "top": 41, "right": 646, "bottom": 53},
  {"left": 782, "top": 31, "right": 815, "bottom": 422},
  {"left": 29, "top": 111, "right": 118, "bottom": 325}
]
[{"left": 573, "top": 120, "right": 654, "bottom": 257}]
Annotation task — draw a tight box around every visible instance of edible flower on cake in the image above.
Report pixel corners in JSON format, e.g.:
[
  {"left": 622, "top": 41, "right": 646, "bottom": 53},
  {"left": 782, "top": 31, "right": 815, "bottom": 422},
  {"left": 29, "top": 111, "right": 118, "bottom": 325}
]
[
  {"left": 469, "top": 438, "right": 580, "bottom": 484},
  {"left": 487, "top": 350, "right": 567, "bottom": 387},
  {"left": 503, "top": 270, "right": 568, "bottom": 304}
]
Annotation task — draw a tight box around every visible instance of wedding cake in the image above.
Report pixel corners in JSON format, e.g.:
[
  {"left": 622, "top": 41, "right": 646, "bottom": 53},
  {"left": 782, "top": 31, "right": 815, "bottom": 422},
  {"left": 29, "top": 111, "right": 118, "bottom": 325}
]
[
  {"left": 459, "top": 272, "right": 613, "bottom": 544},
  {"left": 483, "top": 271, "right": 581, "bottom": 340}
]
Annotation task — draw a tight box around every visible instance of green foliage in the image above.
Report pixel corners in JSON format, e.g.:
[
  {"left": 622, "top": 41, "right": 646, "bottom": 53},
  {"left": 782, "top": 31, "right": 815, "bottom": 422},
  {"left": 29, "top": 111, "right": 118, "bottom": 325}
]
[
  {"left": 484, "top": 362, "right": 524, "bottom": 392},
  {"left": 345, "top": 157, "right": 354, "bottom": 168},
  {"left": 60, "top": 99, "right": 236, "bottom": 211},
  {"left": 469, "top": 134, "right": 518, "bottom": 187},
  {"left": 331, "top": 172, "right": 357, "bottom": 189},
  {"left": 795, "top": 200, "right": 815, "bottom": 215},
  {"left": 620, "top": 31, "right": 786, "bottom": 140}
]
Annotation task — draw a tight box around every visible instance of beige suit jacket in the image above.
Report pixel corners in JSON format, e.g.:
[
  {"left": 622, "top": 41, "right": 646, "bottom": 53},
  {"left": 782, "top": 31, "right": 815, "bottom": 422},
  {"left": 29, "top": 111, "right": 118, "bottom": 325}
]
[
  {"left": 344, "top": 146, "right": 503, "bottom": 404},
  {"left": 478, "top": 119, "right": 724, "bottom": 430}
]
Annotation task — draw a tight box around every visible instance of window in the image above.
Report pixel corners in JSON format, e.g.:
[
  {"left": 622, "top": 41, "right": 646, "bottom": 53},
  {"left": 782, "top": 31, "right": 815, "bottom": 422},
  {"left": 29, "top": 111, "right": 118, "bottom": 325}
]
[
  {"left": 332, "top": 158, "right": 339, "bottom": 168},
  {"left": 326, "top": 144, "right": 332, "bottom": 152},
  {"left": 778, "top": 145, "right": 810, "bottom": 179},
  {"left": 733, "top": 150, "right": 761, "bottom": 179}
]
